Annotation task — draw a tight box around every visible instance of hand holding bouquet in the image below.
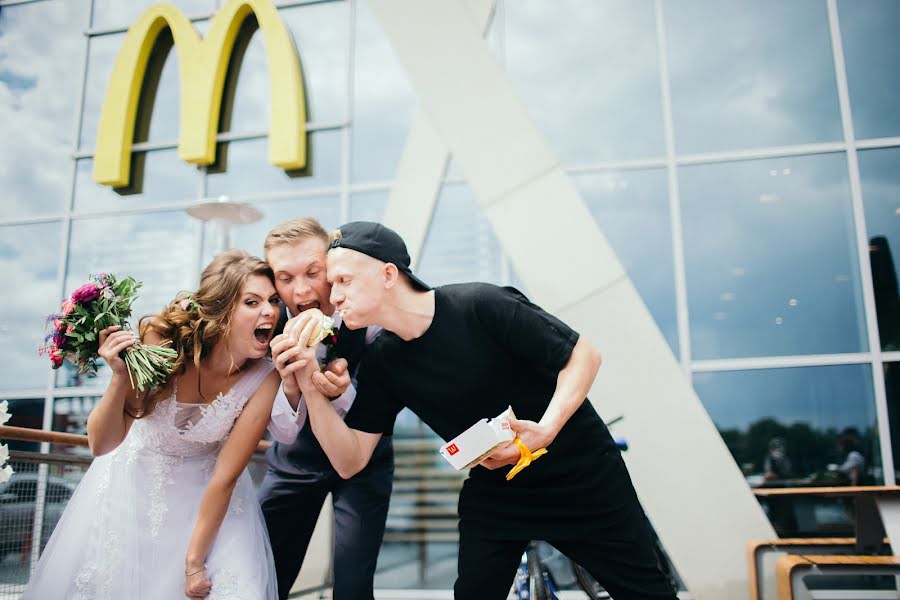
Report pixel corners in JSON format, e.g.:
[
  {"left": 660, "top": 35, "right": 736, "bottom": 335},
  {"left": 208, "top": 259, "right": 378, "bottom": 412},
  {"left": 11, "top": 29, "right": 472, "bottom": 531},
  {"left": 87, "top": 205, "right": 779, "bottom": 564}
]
[{"left": 39, "top": 274, "right": 177, "bottom": 392}]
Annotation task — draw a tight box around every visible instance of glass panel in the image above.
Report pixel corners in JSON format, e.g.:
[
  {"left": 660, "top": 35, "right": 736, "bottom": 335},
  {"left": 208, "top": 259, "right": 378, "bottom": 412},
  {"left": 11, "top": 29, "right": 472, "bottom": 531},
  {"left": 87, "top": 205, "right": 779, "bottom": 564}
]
[
  {"left": 50, "top": 395, "right": 100, "bottom": 457},
  {"left": 575, "top": 169, "right": 679, "bottom": 356},
  {"left": 58, "top": 212, "right": 195, "bottom": 388},
  {"left": 199, "top": 195, "right": 340, "bottom": 266},
  {"left": 351, "top": 0, "right": 416, "bottom": 182},
  {"left": 695, "top": 364, "right": 881, "bottom": 534},
  {"left": 350, "top": 190, "right": 388, "bottom": 222},
  {"left": 218, "top": 17, "right": 269, "bottom": 134},
  {"left": 281, "top": 2, "right": 348, "bottom": 126},
  {"left": 505, "top": 0, "right": 665, "bottom": 163},
  {"left": 220, "top": 2, "right": 347, "bottom": 133},
  {"left": 0, "top": 223, "right": 63, "bottom": 391},
  {"left": 418, "top": 182, "right": 503, "bottom": 287},
  {"left": 1, "top": 398, "right": 45, "bottom": 453},
  {"left": 0, "top": 0, "right": 88, "bottom": 217},
  {"left": 91, "top": 0, "right": 213, "bottom": 29},
  {"left": 837, "top": 0, "right": 900, "bottom": 140},
  {"left": 680, "top": 153, "right": 867, "bottom": 359},
  {"left": 80, "top": 33, "right": 123, "bottom": 151},
  {"left": 886, "top": 362, "right": 900, "bottom": 482},
  {"left": 665, "top": 0, "right": 842, "bottom": 154},
  {"left": 206, "top": 131, "right": 341, "bottom": 198},
  {"left": 74, "top": 149, "right": 200, "bottom": 211},
  {"left": 859, "top": 147, "right": 900, "bottom": 351}
]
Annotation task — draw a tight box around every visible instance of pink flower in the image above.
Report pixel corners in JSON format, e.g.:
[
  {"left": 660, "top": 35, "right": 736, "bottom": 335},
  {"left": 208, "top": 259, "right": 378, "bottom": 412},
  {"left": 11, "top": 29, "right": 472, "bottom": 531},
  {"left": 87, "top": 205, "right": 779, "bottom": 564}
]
[
  {"left": 52, "top": 330, "right": 67, "bottom": 348},
  {"left": 50, "top": 349, "right": 64, "bottom": 369},
  {"left": 179, "top": 299, "right": 191, "bottom": 311},
  {"left": 66, "top": 325, "right": 75, "bottom": 333},
  {"left": 53, "top": 319, "right": 62, "bottom": 330},
  {"left": 61, "top": 299, "right": 75, "bottom": 315},
  {"left": 71, "top": 283, "right": 101, "bottom": 304}
]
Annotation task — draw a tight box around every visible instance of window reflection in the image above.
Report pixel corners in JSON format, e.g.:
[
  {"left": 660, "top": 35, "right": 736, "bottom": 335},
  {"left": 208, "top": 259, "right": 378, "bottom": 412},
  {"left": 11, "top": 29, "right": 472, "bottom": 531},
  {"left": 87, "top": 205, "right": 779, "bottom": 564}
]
[
  {"left": 418, "top": 183, "right": 503, "bottom": 287},
  {"left": 505, "top": 0, "right": 665, "bottom": 163},
  {"left": 350, "top": 190, "right": 389, "bottom": 223},
  {"left": 837, "top": 0, "right": 900, "bottom": 140},
  {"left": 680, "top": 153, "right": 867, "bottom": 359},
  {"left": 665, "top": 0, "right": 842, "bottom": 153},
  {"left": 61, "top": 212, "right": 195, "bottom": 387},
  {"left": 351, "top": 0, "right": 416, "bottom": 183},
  {"left": 695, "top": 364, "right": 881, "bottom": 485},
  {"left": 2, "top": 399, "right": 45, "bottom": 452},
  {"left": 696, "top": 364, "right": 881, "bottom": 536},
  {"left": 575, "top": 169, "right": 679, "bottom": 356},
  {"left": 91, "top": 0, "right": 213, "bottom": 30},
  {"left": 0, "top": 0, "right": 87, "bottom": 217},
  {"left": 80, "top": 33, "right": 124, "bottom": 151},
  {"left": 74, "top": 150, "right": 201, "bottom": 211},
  {"left": 886, "top": 363, "right": 900, "bottom": 481},
  {"left": 206, "top": 132, "right": 341, "bottom": 198},
  {"left": 281, "top": 3, "right": 348, "bottom": 125},
  {"left": 199, "top": 195, "right": 340, "bottom": 266},
  {"left": 0, "top": 223, "right": 63, "bottom": 390},
  {"left": 858, "top": 148, "right": 900, "bottom": 351}
]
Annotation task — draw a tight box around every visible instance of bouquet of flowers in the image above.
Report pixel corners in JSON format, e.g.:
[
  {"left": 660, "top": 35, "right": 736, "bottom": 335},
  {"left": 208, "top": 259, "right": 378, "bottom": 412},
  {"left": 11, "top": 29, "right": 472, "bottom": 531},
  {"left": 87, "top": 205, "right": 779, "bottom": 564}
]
[{"left": 39, "top": 273, "right": 177, "bottom": 392}]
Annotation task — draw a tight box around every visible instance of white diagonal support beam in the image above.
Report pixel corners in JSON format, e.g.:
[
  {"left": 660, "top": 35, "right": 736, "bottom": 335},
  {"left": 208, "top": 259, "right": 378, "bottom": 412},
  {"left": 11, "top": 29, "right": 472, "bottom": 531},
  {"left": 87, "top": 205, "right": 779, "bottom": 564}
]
[
  {"left": 370, "top": 1, "right": 775, "bottom": 597},
  {"left": 381, "top": 0, "right": 496, "bottom": 266}
]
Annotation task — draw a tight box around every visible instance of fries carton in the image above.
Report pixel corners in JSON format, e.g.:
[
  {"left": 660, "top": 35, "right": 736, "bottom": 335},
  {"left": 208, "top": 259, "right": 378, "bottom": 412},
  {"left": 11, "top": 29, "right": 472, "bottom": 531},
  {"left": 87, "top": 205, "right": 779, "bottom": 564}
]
[{"left": 439, "top": 406, "right": 516, "bottom": 470}]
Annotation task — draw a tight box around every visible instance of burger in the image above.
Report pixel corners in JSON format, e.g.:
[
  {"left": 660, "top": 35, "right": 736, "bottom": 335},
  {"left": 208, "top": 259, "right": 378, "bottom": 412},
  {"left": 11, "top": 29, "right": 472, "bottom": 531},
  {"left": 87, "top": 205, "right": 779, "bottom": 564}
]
[{"left": 286, "top": 308, "right": 335, "bottom": 348}]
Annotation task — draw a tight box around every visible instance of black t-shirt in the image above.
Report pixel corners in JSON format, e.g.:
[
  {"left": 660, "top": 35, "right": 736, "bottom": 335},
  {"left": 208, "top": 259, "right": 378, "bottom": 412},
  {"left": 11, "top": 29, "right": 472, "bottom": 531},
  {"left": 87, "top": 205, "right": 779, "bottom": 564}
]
[{"left": 346, "top": 283, "right": 624, "bottom": 539}]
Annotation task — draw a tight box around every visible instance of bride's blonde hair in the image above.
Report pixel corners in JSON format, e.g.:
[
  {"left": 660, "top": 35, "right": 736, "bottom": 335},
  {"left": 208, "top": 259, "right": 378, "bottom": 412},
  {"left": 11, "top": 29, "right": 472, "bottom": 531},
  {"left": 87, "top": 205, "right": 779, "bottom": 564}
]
[{"left": 132, "top": 250, "right": 274, "bottom": 417}]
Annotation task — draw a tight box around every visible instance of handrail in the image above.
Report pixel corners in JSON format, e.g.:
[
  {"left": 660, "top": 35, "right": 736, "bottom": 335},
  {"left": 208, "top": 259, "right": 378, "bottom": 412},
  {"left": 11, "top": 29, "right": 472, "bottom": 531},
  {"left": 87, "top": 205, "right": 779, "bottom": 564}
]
[{"left": 0, "top": 425, "right": 273, "bottom": 452}]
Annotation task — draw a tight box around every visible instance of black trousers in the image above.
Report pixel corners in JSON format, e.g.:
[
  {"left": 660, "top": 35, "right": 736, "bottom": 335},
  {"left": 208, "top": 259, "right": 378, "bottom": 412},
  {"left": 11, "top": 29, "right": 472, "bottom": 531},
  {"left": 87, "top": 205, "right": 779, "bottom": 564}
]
[
  {"left": 258, "top": 460, "right": 393, "bottom": 600},
  {"left": 454, "top": 517, "right": 677, "bottom": 600}
]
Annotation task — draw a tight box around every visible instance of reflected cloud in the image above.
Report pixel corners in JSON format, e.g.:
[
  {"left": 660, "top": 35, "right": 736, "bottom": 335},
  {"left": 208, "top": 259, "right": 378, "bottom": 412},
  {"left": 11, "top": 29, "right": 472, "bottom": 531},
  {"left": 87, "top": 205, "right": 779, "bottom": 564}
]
[
  {"left": 681, "top": 153, "right": 867, "bottom": 359},
  {"left": 0, "top": 223, "right": 64, "bottom": 389},
  {"left": 0, "top": 1, "right": 88, "bottom": 217},
  {"left": 351, "top": 0, "right": 416, "bottom": 182},
  {"left": 505, "top": 0, "right": 665, "bottom": 163},
  {"left": 665, "top": 0, "right": 843, "bottom": 153}
]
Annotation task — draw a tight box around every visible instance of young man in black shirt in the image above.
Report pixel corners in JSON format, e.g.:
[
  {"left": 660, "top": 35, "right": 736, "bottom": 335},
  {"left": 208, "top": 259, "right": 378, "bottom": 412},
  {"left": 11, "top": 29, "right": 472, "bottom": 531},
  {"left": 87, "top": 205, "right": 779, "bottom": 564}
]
[{"left": 280, "top": 221, "right": 677, "bottom": 599}]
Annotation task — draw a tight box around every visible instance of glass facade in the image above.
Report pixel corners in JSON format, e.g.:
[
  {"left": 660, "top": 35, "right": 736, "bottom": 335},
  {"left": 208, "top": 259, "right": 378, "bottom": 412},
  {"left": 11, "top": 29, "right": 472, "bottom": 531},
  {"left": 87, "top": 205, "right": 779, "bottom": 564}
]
[{"left": 1, "top": 0, "right": 899, "bottom": 591}]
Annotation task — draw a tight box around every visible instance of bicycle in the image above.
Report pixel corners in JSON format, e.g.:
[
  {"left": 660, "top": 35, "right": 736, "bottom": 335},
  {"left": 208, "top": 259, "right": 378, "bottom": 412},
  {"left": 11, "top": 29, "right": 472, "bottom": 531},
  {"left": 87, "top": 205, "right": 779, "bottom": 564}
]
[{"left": 511, "top": 418, "right": 679, "bottom": 600}]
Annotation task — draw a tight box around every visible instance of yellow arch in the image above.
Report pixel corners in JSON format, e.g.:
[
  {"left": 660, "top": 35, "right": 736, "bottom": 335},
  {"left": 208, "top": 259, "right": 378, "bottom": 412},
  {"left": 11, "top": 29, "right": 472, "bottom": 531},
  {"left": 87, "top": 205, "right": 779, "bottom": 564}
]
[{"left": 93, "top": 0, "right": 307, "bottom": 187}]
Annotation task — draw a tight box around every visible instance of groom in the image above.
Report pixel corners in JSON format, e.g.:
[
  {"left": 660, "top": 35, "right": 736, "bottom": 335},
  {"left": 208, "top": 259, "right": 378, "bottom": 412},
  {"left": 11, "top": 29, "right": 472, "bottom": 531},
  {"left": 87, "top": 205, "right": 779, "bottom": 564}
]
[
  {"left": 260, "top": 217, "right": 393, "bottom": 600},
  {"left": 281, "top": 221, "right": 678, "bottom": 600}
]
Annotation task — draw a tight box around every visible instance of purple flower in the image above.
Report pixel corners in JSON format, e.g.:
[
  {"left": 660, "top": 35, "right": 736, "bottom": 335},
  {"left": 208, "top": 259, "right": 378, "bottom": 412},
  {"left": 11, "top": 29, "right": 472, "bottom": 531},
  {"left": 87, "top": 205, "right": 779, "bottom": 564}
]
[
  {"left": 52, "top": 330, "right": 67, "bottom": 348},
  {"left": 71, "top": 283, "right": 101, "bottom": 304}
]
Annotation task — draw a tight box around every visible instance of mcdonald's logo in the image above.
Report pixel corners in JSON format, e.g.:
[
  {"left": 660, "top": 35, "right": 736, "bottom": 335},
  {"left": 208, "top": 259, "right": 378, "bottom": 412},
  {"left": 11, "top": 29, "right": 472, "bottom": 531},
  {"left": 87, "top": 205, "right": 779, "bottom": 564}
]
[{"left": 93, "top": 0, "right": 307, "bottom": 188}]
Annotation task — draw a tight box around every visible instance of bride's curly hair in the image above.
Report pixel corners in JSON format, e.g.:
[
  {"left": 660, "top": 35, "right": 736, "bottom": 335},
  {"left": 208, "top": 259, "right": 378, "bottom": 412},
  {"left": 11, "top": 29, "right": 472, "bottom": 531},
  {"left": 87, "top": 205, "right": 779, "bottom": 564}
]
[{"left": 131, "top": 250, "right": 275, "bottom": 417}]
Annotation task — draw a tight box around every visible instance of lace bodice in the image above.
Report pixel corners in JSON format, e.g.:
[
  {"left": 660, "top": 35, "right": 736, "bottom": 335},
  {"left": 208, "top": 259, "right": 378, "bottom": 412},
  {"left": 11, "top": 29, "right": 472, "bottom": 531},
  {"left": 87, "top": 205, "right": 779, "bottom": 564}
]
[{"left": 131, "top": 358, "right": 275, "bottom": 458}]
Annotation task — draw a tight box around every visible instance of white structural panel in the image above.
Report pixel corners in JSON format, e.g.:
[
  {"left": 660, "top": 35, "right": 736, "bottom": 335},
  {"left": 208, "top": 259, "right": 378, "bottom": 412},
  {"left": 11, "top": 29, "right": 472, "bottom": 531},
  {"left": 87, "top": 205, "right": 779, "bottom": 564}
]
[
  {"left": 371, "top": 0, "right": 776, "bottom": 597},
  {"left": 381, "top": 0, "right": 495, "bottom": 264}
]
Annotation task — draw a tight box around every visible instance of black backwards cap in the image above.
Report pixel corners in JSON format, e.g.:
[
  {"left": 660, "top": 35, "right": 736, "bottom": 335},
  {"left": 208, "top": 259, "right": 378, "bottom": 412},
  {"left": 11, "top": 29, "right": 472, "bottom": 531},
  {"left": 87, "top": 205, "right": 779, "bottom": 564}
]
[{"left": 330, "top": 221, "right": 431, "bottom": 291}]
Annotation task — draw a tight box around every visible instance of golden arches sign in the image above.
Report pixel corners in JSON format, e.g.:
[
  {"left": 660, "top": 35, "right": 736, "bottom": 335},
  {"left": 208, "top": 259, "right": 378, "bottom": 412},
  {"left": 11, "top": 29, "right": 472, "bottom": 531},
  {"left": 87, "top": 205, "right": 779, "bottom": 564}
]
[{"left": 93, "top": 0, "right": 307, "bottom": 188}]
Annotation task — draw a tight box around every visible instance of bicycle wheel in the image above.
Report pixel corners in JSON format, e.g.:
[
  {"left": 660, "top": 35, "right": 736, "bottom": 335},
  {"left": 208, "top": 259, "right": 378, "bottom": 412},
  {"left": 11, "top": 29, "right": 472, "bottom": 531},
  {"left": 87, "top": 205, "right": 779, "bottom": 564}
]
[
  {"left": 573, "top": 562, "right": 605, "bottom": 600},
  {"left": 526, "top": 546, "right": 554, "bottom": 600}
]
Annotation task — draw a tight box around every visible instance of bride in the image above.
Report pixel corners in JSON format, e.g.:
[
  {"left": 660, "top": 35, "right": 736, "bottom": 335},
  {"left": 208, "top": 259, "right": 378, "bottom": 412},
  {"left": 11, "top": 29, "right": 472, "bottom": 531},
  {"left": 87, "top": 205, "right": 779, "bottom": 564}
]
[{"left": 23, "top": 250, "right": 282, "bottom": 599}]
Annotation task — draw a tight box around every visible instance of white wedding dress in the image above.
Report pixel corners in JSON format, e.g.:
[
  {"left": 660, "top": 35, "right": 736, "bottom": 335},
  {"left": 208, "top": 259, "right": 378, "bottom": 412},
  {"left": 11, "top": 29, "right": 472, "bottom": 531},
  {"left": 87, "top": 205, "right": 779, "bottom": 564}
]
[{"left": 23, "top": 358, "right": 278, "bottom": 599}]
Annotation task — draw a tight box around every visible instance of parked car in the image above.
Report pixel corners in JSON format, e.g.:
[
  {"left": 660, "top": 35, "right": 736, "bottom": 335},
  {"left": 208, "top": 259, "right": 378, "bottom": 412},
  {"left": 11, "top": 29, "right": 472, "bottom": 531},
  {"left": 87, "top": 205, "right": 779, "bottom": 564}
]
[{"left": 0, "top": 473, "right": 77, "bottom": 560}]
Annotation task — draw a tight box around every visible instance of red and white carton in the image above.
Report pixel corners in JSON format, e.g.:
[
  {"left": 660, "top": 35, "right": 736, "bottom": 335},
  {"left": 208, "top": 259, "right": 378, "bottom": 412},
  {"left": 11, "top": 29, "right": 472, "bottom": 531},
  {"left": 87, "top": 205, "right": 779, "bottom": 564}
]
[{"left": 439, "top": 406, "right": 517, "bottom": 470}]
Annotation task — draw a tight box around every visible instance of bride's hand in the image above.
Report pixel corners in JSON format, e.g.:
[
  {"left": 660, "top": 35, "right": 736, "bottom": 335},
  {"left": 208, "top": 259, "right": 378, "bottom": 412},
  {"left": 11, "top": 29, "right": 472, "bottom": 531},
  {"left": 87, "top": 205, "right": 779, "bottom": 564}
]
[
  {"left": 97, "top": 325, "right": 137, "bottom": 378},
  {"left": 184, "top": 565, "right": 211, "bottom": 599}
]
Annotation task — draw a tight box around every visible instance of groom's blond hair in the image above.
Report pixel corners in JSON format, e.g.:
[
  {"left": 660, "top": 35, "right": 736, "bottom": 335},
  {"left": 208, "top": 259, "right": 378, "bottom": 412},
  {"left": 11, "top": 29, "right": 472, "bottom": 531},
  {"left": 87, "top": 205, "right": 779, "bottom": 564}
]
[{"left": 264, "top": 217, "right": 330, "bottom": 257}]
